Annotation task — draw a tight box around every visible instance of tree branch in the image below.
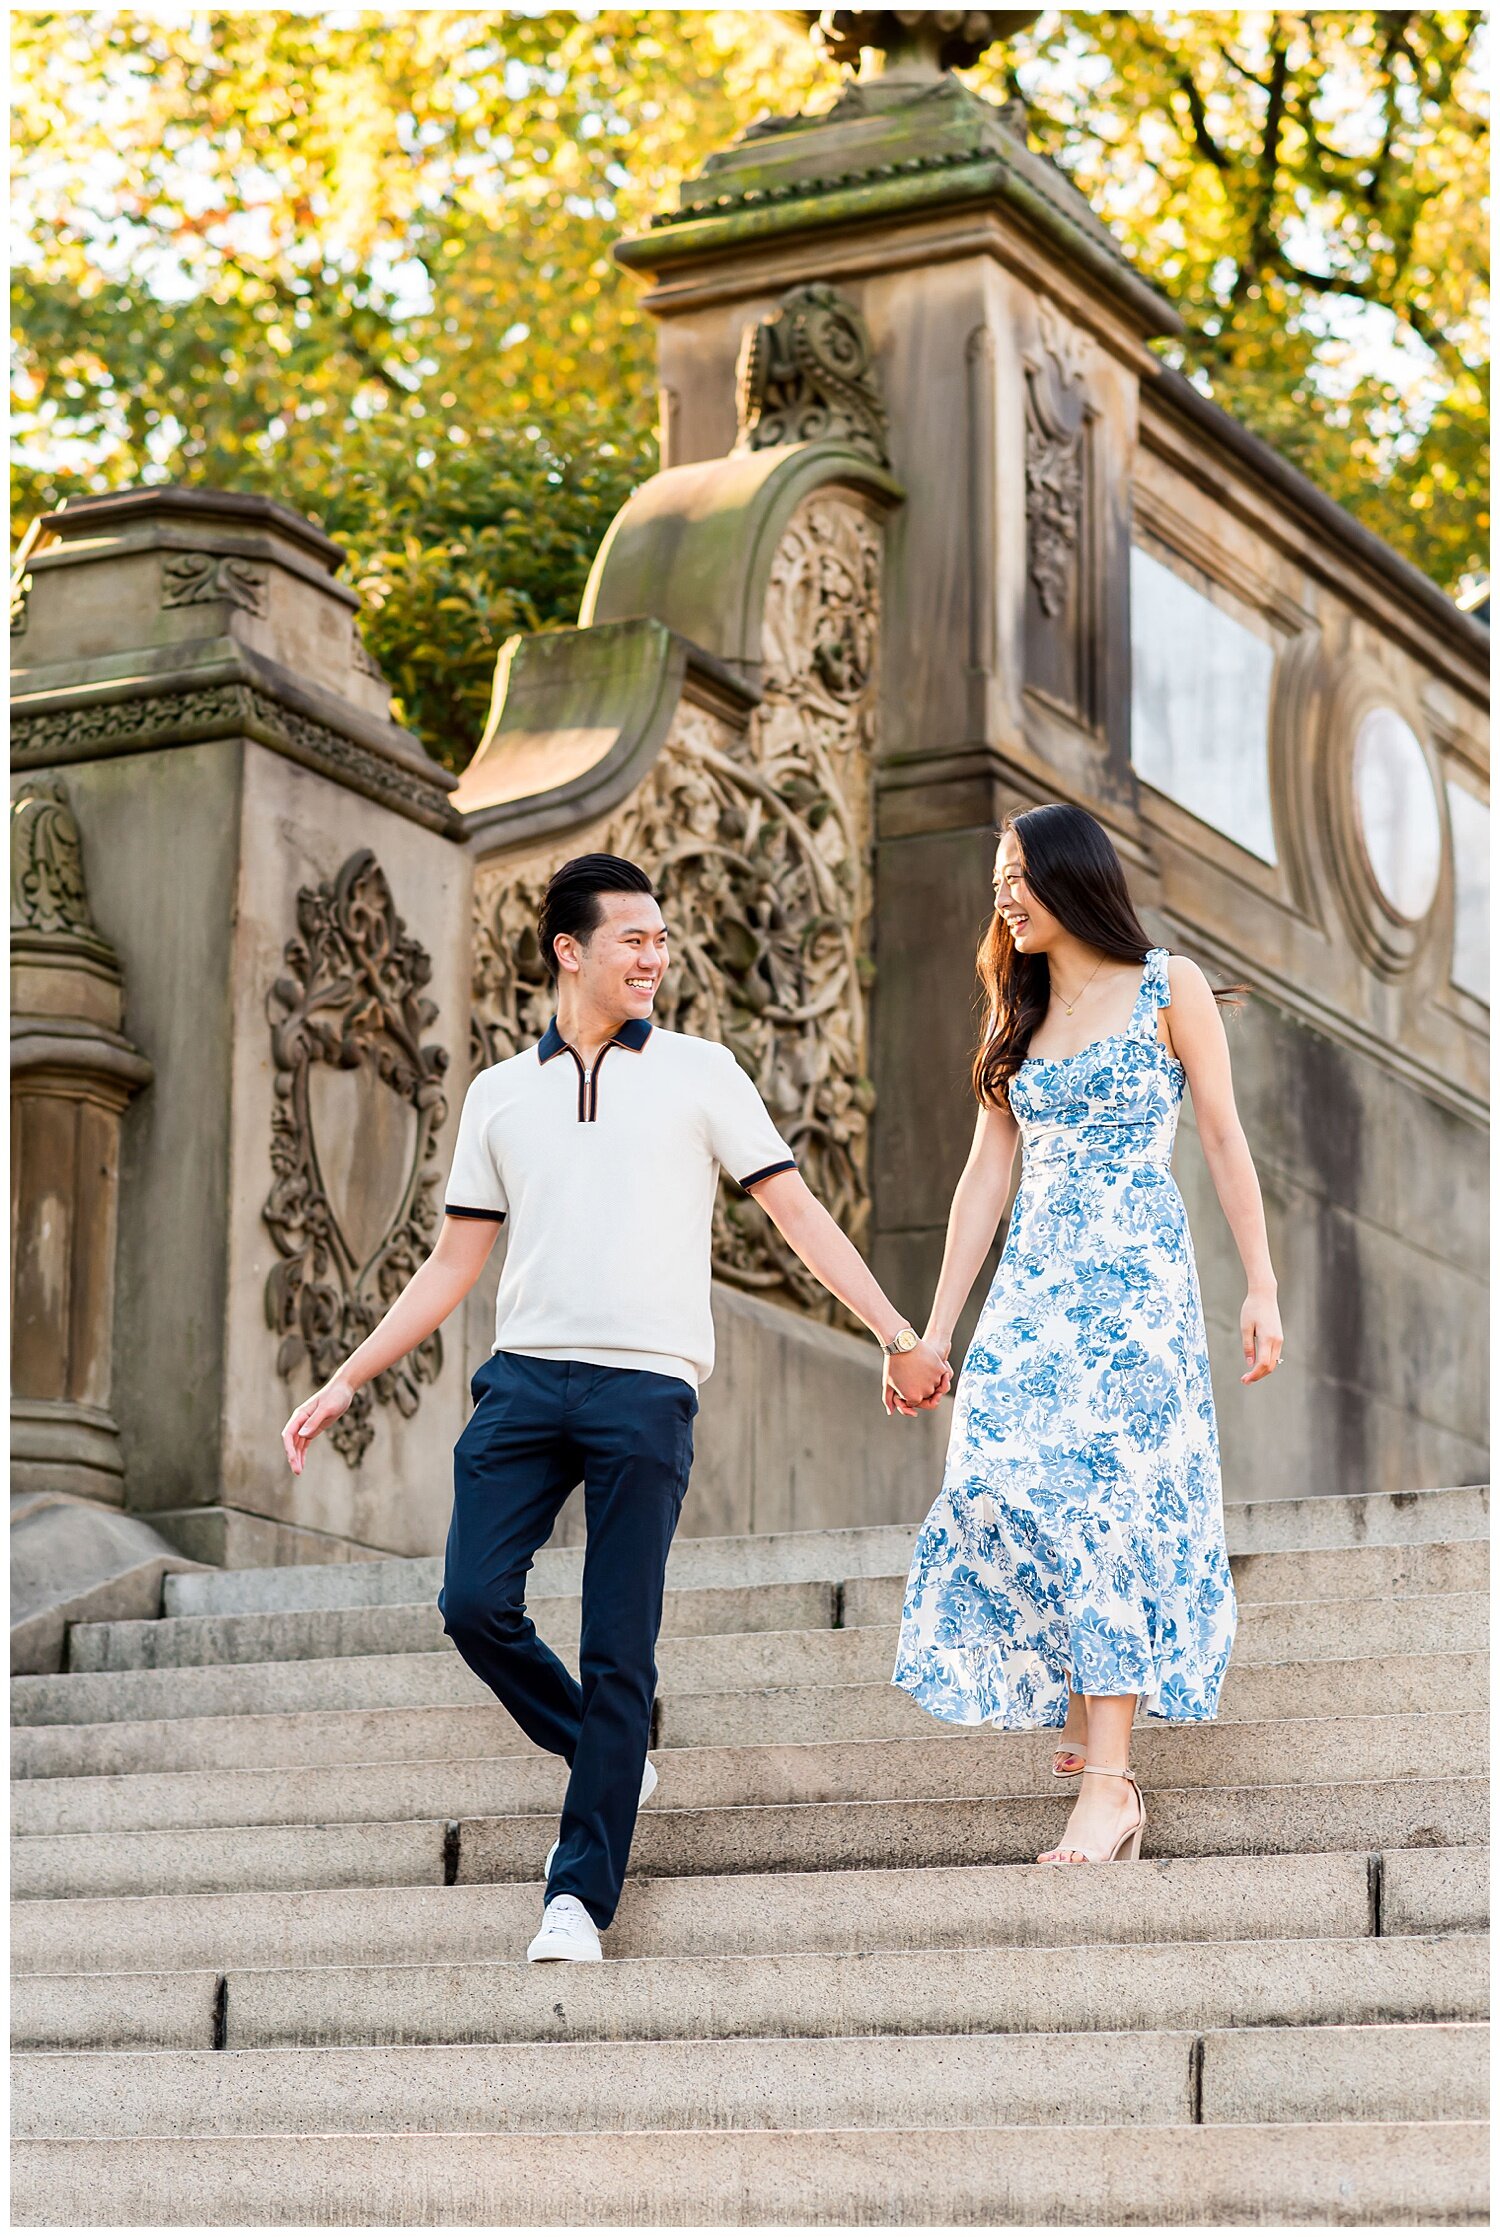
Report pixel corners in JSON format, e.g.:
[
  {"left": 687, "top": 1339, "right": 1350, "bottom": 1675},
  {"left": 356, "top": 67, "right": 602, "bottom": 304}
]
[
  {"left": 1213, "top": 39, "right": 1270, "bottom": 93},
  {"left": 1232, "top": 16, "right": 1290, "bottom": 303},
  {"left": 1175, "top": 61, "right": 1230, "bottom": 171}
]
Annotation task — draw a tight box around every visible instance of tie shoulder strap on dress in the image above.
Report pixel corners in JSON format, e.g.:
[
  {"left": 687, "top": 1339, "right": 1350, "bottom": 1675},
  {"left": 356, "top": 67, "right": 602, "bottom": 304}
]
[{"left": 1127, "top": 947, "right": 1173, "bottom": 1037}]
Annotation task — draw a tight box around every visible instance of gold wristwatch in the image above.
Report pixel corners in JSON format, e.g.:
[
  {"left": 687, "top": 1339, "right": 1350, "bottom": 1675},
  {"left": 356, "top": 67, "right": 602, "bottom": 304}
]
[{"left": 881, "top": 1325, "right": 920, "bottom": 1356}]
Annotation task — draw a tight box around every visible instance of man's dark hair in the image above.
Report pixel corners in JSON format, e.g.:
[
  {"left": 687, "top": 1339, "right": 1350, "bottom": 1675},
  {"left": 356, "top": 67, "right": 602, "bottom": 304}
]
[{"left": 537, "top": 854, "right": 657, "bottom": 982}]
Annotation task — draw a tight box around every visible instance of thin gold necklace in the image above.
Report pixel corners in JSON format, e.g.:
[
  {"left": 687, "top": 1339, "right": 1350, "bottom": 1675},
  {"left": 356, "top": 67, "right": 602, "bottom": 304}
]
[{"left": 1052, "top": 955, "right": 1106, "bottom": 1017}]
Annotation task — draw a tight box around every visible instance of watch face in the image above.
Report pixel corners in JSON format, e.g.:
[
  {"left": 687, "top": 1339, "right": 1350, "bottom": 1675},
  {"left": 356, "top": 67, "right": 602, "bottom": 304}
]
[{"left": 895, "top": 1328, "right": 918, "bottom": 1353}]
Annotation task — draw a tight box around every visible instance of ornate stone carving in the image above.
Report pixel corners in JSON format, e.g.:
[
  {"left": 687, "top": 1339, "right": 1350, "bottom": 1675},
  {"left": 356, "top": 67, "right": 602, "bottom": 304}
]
[
  {"left": 1025, "top": 425, "right": 1082, "bottom": 618},
  {"left": 350, "top": 629, "right": 385, "bottom": 680},
  {"left": 1036, "top": 297, "right": 1090, "bottom": 388},
  {"left": 473, "top": 495, "right": 882, "bottom": 1323},
  {"left": 798, "top": 9, "right": 1040, "bottom": 73},
  {"left": 10, "top": 775, "right": 102, "bottom": 940},
  {"left": 11, "top": 680, "right": 456, "bottom": 832},
  {"left": 1024, "top": 303, "right": 1092, "bottom": 620},
  {"left": 263, "top": 849, "right": 450, "bottom": 1466},
  {"left": 161, "top": 551, "right": 268, "bottom": 616},
  {"left": 736, "top": 285, "right": 891, "bottom": 467}
]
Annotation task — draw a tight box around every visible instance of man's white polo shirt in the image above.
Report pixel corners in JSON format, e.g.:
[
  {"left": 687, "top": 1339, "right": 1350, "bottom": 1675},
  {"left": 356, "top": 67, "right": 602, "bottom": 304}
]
[{"left": 444, "top": 1016, "right": 796, "bottom": 1390}]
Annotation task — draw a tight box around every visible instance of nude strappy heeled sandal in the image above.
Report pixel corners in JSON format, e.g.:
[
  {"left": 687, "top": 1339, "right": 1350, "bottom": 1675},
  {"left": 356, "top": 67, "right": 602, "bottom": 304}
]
[
  {"left": 1038, "top": 1763, "right": 1145, "bottom": 1863},
  {"left": 1051, "top": 1744, "right": 1086, "bottom": 1778}
]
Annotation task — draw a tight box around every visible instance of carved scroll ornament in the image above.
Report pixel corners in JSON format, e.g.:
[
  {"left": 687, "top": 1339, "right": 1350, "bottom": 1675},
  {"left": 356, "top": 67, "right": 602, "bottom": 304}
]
[
  {"left": 736, "top": 284, "right": 891, "bottom": 467},
  {"left": 263, "top": 849, "right": 449, "bottom": 1465},
  {"left": 10, "top": 775, "right": 102, "bottom": 940},
  {"left": 473, "top": 496, "right": 881, "bottom": 1325},
  {"left": 161, "top": 551, "right": 267, "bottom": 615}
]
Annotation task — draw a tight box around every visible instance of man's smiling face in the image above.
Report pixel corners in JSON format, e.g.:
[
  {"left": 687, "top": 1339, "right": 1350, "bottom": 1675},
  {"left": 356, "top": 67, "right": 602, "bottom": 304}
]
[{"left": 562, "top": 889, "right": 670, "bottom": 1018}]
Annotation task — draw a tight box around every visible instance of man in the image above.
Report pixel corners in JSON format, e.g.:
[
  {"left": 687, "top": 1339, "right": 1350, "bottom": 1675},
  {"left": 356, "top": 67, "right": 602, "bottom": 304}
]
[{"left": 282, "top": 853, "right": 950, "bottom": 1962}]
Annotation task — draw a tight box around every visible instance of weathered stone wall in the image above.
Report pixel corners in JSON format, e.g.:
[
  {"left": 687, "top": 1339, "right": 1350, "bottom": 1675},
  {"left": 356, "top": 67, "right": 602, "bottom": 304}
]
[{"left": 1178, "top": 1001, "right": 1487, "bottom": 1500}]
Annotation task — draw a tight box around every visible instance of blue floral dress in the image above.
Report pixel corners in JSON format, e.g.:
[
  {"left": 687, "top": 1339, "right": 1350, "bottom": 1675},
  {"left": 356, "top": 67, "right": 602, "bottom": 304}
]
[{"left": 892, "top": 948, "right": 1236, "bottom": 1730}]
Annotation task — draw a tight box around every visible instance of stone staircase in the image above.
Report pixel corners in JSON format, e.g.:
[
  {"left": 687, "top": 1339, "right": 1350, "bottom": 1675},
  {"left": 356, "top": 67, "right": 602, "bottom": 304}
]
[{"left": 10, "top": 1481, "right": 1490, "bottom": 2226}]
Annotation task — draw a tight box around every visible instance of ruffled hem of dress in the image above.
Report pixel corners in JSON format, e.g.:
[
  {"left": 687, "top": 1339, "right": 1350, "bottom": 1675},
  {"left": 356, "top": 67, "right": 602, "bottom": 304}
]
[{"left": 889, "top": 1648, "right": 1232, "bottom": 1731}]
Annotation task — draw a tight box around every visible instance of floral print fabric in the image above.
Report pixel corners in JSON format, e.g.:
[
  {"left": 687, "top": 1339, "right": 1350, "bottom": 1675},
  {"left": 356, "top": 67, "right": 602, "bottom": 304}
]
[{"left": 892, "top": 948, "right": 1236, "bottom": 1730}]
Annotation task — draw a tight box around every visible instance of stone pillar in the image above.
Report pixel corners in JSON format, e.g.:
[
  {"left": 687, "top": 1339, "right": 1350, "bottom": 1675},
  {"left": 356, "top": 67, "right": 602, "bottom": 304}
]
[
  {"left": 10, "top": 488, "right": 472, "bottom": 1565},
  {"left": 11, "top": 774, "right": 152, "bottom": 1502}
]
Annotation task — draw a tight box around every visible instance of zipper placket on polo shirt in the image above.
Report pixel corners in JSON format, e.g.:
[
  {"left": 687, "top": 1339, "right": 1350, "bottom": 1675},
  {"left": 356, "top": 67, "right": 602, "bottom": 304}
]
[{"left": 560, "top": 1042, "right": 618, "bottom": 1122}]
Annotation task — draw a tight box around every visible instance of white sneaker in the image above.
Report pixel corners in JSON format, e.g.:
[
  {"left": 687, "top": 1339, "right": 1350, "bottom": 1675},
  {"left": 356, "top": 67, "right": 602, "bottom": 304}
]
[
  {"left": 545, "top": 1756, "right": 658, "bottom": 1878},
  {"left": 527, "top": 1894, "right": 602, "bottom": 1963}
]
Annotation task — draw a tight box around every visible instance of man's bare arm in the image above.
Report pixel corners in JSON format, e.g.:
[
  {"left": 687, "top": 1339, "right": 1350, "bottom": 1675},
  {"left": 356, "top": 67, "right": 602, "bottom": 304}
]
[
  {"left": 281, "top": 1214, "right": 503, "bottom": 1473},
  {"left": 746, "top": 1168, "right": 950, "bottom": 1409}
]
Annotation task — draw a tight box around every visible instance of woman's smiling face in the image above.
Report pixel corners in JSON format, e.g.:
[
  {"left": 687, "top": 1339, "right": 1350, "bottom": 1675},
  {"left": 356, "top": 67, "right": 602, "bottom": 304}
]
[{"left": 993, "top": 830, "right": 1062, "bottom": 953}]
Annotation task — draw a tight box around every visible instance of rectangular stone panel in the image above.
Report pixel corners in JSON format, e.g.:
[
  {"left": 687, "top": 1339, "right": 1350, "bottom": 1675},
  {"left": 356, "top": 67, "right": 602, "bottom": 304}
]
[
  {"left": 1446, "top": 777, "right": 1489, "bottom": 1004},
  {"left": 1130, "top": 544, "right": 1278, "bottom": 863}
]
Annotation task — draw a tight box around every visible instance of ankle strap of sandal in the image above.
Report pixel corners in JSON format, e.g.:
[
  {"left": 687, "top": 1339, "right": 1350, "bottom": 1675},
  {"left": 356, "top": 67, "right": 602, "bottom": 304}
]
[{"left": 1082, "top": 1763, "right": 1133, "bottom": 1778}]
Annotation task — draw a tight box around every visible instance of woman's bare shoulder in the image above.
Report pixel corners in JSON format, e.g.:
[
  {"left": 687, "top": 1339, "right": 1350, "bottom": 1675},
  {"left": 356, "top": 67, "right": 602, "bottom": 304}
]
[{"left": 1165, "top": 953, "right": 1213, "bottom": 1000}]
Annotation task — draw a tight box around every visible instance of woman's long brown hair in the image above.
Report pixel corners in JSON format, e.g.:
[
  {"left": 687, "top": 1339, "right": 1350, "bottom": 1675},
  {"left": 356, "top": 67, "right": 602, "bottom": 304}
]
[{"left": 972, "top": 802, "right": 1239, "bottom": 1109}]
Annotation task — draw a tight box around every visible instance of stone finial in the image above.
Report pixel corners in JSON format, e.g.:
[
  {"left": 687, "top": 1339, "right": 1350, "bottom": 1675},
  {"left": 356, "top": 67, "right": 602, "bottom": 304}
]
[
  {"left": 736, "top": 284, "right": 891, "bottom": 465},
  {"left": 797, "top": 9, "right": 1041, "bottom": 76}
]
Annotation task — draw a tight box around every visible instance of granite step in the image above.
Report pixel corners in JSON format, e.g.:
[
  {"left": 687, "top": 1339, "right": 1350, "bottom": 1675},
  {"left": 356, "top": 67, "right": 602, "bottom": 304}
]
[
  {"left": 66, "top": 1578, "right": 839, "bottom": 1675},
  {"left": 14, "top": 1648, "right": 1483, "bottom": 1780},
  {"left": 5, "top": 2028, "right": 1198, "bottom": 2137},
  {"left": 12, "top": 2118, "right": 1486, "bottom": 2228},
  {"left": 13, "top": 1777, "right": 1486, "bottom": 1901},
  {"left": 19, "top": 1591, "right": 1487, "bottom": 1730},
  {"left": 15, "top": 1846, "right": 1484, "bottom": 1979},
  {"left": 11, "top": 1933, "right": 1484, "bottom": 2055},
  {"left": 11, "top": 1483, "right": 1489, "bottom": 2236},
  {"left": 159, "top": 1525, "right": 923, "bottom": 1621},
  {"left": 455, "top": 1778, "right": 1489, "bottom": 1891},
  {"left": 1221, "top": 1483, "right": 1487, "bottom": 1555},
  {"left": 11, "top": 2012, "right": 1488, "bottom": 2133},
  {"left": 155, "top": 1484, "right": 1490, "bottom": 1622},
  {"left": 77, "top": 1538, "right": 1485, "bottom": 1675},
  {"left": 661, "top": 1650, "right": 1485, "bottom": 1752},
  {"left": 11, "top": 1713, "right": 1483, "bottom": 1839}
]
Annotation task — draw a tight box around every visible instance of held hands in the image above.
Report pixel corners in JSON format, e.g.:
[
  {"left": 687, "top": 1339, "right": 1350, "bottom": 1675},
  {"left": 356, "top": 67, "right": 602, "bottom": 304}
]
[
  {"left": 883, "top": 1332, "right": 953, "bottom": 1418},
  {"left": 281, "top": 1376, "right": 355, "bottom": 1475},
  {"left": 1239, "top": 1286, "right": 1283, "bottom": 1384}
]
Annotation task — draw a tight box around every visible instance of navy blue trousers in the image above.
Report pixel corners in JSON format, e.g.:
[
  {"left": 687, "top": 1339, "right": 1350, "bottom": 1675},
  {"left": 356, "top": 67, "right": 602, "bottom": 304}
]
[{"left": 438, "top": 1351, "right": 697, "bottom": 1928}]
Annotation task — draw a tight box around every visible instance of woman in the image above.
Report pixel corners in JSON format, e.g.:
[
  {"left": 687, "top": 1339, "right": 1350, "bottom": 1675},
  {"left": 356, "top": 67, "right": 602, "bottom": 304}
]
[{"left": 891, "top": 802, "right": 1283, "bottom": 1866}]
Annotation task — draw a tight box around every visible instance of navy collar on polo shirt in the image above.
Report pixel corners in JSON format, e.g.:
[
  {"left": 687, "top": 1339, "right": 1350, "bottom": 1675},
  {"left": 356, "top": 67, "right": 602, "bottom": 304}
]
[
  {"left": 538, "top": 1014, "right": 654, "bottom": 1121},
  {"left": 538, "top": 1015, "right": 653, "bottom": 1063}
]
